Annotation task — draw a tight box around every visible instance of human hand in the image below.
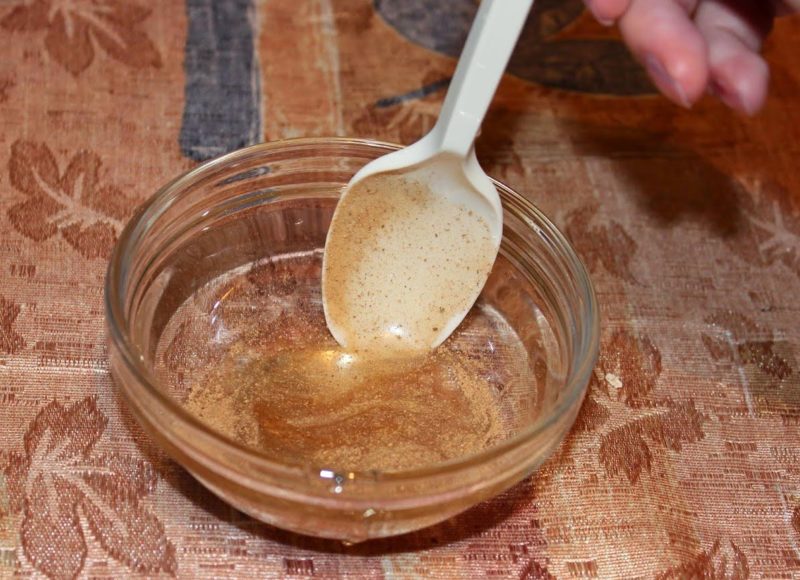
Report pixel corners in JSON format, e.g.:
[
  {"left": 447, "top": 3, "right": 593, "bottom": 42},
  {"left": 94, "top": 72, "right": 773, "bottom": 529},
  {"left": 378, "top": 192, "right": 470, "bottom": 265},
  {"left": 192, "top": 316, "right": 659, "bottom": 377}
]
[{"left": 584, "top": 0, "right": 799, "bottom": 114}]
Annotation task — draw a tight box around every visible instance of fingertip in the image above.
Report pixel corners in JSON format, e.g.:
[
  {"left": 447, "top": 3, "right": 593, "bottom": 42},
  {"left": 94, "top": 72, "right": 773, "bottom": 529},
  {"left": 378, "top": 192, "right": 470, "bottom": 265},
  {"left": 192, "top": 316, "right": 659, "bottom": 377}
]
[
  {"left": 641, "top": 53, "right": 689, "bottom": 107},
  {"left": 660, "top": 42, "right": 710, "bottom": 107},
  {"left": 585, "top": 0, "right": 631, "bottom": 26},
  {"left": 694, "top": 0, "right": 772, "bottom": 116},
  {"left": 620, "top": 0, "right": 708, "bottom": 107},
  {"left": 710, "top": 52, "right": 769, "bottom": 115}
]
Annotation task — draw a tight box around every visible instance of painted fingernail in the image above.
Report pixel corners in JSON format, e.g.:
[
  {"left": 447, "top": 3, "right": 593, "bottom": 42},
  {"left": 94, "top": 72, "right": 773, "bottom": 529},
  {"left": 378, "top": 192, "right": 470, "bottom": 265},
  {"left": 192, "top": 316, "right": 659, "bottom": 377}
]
[
  {"left": 644, "top": 53, "right": 691, "bottom": 109},
  {"left": 710, "top": 80, "right": 755, "bottom": 116}
]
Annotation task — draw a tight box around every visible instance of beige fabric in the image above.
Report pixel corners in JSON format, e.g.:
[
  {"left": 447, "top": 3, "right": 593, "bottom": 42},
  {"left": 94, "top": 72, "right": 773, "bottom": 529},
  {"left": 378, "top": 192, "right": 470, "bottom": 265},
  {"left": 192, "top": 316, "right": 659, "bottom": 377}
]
[{"left": 0, "top": 0, "right": 799, "bottom": 577}]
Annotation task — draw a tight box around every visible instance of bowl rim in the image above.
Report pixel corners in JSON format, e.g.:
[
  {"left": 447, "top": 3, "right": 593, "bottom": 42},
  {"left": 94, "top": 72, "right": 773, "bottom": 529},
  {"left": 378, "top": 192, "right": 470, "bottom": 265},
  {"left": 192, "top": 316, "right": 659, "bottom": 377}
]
[{"left": 105, "top": 136, "right": 600, "bottom": 484}]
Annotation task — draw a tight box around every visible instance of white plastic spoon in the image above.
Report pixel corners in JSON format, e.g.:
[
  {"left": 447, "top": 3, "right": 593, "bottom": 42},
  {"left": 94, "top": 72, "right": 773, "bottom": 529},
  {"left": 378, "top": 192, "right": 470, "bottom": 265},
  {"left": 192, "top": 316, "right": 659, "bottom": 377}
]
[{"left": 322, "top": 0, "right": 535, "bottom": 353}]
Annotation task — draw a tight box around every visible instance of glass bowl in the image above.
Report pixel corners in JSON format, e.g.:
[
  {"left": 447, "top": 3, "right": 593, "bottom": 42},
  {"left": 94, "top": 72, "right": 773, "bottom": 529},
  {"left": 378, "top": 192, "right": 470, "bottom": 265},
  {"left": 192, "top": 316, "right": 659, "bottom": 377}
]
[{"left": 105, "top": 138, "right": 599, "bottom": 542}]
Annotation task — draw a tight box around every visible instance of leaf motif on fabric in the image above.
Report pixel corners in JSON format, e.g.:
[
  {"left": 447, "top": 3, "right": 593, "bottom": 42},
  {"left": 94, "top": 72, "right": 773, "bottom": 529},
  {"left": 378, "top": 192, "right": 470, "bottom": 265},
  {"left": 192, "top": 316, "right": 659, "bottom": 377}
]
[
  {"left": 2, "top": 397, "right": 176, "bottom": 578},
  {"left": 656, "top": 540, "right": 749, "bottom": 580},
  {"left": 247, "top": 258, "right": 300, "bottom": 297},
  {"left": 0, "top": 0, "right": 49, "bottom": 32},
  {"left": 737, "top": 341, "right": 792, "bottom": 381},
  {"left": 599, "top": 400, "right": 704, "bottom": 484},
  {"left": 23, "top": 397, "right": 106, "bottom": 462},
  {"left": 352, "top": 96, "right": 441, "bottom": 146},
  {"left": 576, "top": 327, "right": 706, "bottom": 483},
  {"left": 702, "top": 311, "right": 794, "bottom": 386},
  {"left": 162, "top": 321, "right": 188, "bottom": 372},
  {"left": 475, "top": 107, "right": 525, "bottom": 179},
  {"left": 564, "top": 205, "right": 638, "bottom": 283},
  {"left": 352, "top": 68, "right": 448, "bottom": 144},
  {"left": 89, "top": 9, "right": 162, "bottom": 69},
  {"left": 81, "top": 453, "right": 159, "bottom": 503},
  {"left": 161, "top": 318, "right": 217, "bottom": 399},
  {"left": 21, "top": 474, "right": 86, "bottom": 580},
  {"left": 573, "top": 382, "right": 610, "bottom": 433},
  {"left": 81, "top": 487, "right": 177, "bottom": 575},
  {"left": 3, "top": 451, "right": 27, "bottom": 513},
  {"left": 0, "top": 296, "right": 25, "bottom": 354},
  {"left": 598, "top": 422, "right": 651, "bottom": 484},
  {"left": 740, "top": 181, "right": 800, "bottom": 277},
  {"left": 1, "top": 0, "right": 161, "bottom": 75},
  {"left": 600, "top": 400, "right": 704, "bottom": 484},
  {"left": 0, "top": 75, "right": 14, "bottom": 103},
  {"left": 598, "top": 329, "right": 661, "bottom": 407},
  {"left": 6, "top": 140, "right": 135, "bottom": 259},
  {"left": 519, "top": 558, "right": 556, "bottom": 580}
]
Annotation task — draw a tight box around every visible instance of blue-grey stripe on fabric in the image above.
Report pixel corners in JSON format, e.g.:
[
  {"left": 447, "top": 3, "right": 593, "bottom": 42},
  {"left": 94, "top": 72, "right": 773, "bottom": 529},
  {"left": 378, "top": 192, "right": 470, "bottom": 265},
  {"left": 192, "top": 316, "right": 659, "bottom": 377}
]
[{"left": 180, "top": 0, "right": 262, "bottom": 161}]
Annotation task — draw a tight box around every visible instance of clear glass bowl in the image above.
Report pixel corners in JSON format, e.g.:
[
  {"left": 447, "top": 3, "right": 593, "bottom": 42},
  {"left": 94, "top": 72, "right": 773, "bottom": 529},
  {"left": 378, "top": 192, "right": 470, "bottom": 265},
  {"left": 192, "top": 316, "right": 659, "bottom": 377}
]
[{"left": 105, "top": 138, "right": 599, "bottom": 542}]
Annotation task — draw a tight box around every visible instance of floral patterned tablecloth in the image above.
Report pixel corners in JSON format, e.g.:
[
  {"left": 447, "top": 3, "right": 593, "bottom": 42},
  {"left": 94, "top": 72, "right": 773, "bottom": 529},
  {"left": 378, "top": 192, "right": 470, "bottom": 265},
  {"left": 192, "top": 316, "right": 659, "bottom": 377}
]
[{"left": 1, "top": 1, "right": 799, "bottom": 578}]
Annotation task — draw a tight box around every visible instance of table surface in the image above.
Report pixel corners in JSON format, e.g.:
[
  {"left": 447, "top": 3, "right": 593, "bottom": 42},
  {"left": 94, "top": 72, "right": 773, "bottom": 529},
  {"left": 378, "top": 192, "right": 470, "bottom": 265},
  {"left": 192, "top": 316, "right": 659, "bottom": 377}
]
[{"left": 1, "top": 1, "right": 799, "bottom": 578}]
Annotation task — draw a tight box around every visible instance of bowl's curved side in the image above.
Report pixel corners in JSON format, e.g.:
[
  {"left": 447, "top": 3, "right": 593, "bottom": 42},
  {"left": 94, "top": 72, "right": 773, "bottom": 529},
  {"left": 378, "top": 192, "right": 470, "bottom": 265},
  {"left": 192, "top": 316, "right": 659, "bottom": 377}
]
[{"left": 105, "top": 138, "right": 598, "bottom": 541}]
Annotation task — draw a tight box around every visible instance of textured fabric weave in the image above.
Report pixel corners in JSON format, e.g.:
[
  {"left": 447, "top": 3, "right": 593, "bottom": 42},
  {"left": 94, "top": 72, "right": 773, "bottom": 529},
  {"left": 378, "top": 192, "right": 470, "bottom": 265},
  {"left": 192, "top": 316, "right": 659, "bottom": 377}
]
[{"left": 0, "top": 1, "right": 799, "bottom": 577}]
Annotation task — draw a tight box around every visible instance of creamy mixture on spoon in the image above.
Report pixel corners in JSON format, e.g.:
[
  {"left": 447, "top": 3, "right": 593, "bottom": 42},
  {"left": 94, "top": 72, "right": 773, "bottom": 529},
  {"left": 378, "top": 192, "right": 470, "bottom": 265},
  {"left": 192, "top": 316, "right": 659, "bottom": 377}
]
[{"left": 323, "top": 172, "right": 496, "bottom": 353}]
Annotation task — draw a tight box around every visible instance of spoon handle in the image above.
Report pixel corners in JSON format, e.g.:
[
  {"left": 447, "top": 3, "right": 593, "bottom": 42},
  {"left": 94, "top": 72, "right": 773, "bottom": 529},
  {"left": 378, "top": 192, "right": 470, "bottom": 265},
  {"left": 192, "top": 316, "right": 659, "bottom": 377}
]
[{"left": 432, "top": 0, "right": 534, "bottom": 158}]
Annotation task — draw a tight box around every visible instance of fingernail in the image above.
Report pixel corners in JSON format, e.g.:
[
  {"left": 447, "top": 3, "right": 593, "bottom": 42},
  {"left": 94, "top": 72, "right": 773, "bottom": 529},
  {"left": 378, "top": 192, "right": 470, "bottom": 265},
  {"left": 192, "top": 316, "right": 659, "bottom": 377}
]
[
  {"left": 709, "top": 80, "right": 755, "bottom": 116},
  {"left": 585, "top": 1, "right": 615, "bottom": 26},
  {"left": 644, "top": 53, "right": 691, "bottom": 109}
]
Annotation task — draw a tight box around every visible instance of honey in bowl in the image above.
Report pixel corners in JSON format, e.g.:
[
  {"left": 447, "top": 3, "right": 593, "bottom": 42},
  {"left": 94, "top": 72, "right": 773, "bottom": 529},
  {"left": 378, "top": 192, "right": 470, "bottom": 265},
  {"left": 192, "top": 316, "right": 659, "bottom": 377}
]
[
  {"left": 159, "top": 250, "right": 541, "bottom": 473},
  {"left": 114, "top": 140, "right": 595, "bottom": 541}
]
